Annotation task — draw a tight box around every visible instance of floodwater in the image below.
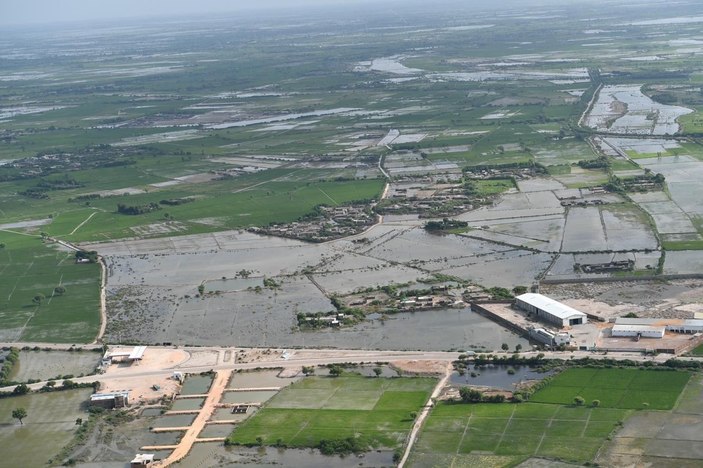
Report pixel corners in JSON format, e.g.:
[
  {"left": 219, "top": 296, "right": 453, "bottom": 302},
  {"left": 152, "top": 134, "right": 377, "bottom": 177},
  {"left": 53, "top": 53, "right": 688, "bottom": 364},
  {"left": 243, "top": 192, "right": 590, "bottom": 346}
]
[
  {"left": 207, "top": 108, "right": 358, "bottom": 129},
  {"left": 450, "top": 364, "right": 555, "bottom": 390},
  {"left": 199, "top": 423, "right": 236, "bottom": 438},
  {"left": 152, "top": 414, "right": 195, "bottom": 428},
  {"left": 180, "top": 375, "right": 213, "bottom": 395},
  {"left": 229, "top": 370, "right": 297, "bottom": 389},
  {"left": 585, "top": 85, "right": 692, "bottom": 135},
  {"left": 171, "top": 398, "right": 204, "bottom": 411},
  {"left": 222, "top": 390, "right": 278, "bottom": 404}
]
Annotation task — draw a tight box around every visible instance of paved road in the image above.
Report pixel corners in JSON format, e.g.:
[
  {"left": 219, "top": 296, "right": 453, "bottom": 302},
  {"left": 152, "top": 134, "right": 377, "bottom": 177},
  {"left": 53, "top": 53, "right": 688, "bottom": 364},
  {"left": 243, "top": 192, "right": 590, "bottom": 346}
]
[
  {"left": 0, "top": 348, "right": 461, "bottom": 392},
  {"left": 1, "top": 345, "right": 699, "bottom": 393}
]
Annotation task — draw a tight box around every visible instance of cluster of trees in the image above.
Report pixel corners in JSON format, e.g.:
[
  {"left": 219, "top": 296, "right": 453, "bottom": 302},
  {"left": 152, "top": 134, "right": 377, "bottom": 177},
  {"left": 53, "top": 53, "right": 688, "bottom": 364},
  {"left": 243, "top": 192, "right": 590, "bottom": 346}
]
[
  {"left": 424, "top": 218, "right": 469, "bottom": 232},
  {"left": 159, "top": 197, "right": 194, "bottom": 206},
  {"left": 578, "top": 155, "right": 610, "bottom": 169},
  {"left": 317, "top": 436, "right": 368, "bottom": 456},
  {"left": 116, "top": 202, "right": 161, "bottom": 215},
  {"left": 75, "top": 250, "right": 98, "bottom": 263},
  {"left": 0, "top": 348, "right": 19, "bottom": 385},
  {"left": 459, "top": 387, "right": 507, "bottom": 403}
]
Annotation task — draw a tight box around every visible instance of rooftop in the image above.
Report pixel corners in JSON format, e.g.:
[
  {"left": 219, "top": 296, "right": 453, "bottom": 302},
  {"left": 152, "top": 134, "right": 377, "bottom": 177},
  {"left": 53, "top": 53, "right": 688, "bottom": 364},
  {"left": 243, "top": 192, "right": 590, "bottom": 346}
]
[
  {"left": 612, "top": 324, "right": 666, "bottom": 334},
  {"left": 516, "top": 293, "right": 587, "bottom": 320}
]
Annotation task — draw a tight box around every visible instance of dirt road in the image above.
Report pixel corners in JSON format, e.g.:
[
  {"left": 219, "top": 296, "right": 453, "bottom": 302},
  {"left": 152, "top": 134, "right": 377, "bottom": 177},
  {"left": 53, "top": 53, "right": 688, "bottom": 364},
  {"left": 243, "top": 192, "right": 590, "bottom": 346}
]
[
  {"left": 155, "top": 369, "right": 233, "bottom": 467},
  {"left": 397, "top": 362, "right": 452, "bottom": 468}
]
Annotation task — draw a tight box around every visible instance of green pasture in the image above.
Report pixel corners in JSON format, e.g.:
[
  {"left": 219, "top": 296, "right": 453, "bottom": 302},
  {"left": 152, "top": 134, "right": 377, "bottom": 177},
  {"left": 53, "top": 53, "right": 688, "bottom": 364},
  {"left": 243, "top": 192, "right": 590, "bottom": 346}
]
[
  {"left": 0, "top": 232, "right": 100, "bottom": 343},
  {"left": 227, "top": 375, "right": 435, "bottom": 450},
  {"left": 531, "top": 368, "right": 690, "bottom": 410}
]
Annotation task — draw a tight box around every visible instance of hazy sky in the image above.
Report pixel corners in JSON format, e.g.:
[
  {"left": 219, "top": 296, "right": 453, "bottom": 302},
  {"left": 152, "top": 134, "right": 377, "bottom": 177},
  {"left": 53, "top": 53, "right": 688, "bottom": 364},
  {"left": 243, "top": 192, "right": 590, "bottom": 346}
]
[{"left": 1, "top": 0, "right": 364, "bottom": 25}]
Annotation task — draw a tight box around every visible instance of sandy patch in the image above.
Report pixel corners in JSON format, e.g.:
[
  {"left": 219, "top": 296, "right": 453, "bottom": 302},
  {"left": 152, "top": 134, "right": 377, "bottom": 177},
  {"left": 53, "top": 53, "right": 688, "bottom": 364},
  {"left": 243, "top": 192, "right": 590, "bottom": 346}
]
[{"left": 391, "top": 360, "right": 448, "bottom": 375}]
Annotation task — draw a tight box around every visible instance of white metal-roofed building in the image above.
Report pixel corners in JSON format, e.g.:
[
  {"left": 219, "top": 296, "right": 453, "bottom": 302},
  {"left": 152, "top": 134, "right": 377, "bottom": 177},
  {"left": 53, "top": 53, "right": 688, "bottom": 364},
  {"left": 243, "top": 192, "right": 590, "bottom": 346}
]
[
  {"left": 515, "top": 293, "right": 588, "bottom": 327},
  {"left": 612, "top": 324, "right": 666, "bottom": 339}
]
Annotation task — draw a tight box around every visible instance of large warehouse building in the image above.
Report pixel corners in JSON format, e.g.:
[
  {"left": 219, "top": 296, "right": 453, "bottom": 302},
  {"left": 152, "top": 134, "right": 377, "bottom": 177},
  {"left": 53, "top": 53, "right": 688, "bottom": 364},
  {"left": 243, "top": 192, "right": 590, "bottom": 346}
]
[
  {"left": 515, "top": 293, "right": 588, "bottom": 327},
  {"left": 611, "top": 317, "right": 703, "bottom": 338}
]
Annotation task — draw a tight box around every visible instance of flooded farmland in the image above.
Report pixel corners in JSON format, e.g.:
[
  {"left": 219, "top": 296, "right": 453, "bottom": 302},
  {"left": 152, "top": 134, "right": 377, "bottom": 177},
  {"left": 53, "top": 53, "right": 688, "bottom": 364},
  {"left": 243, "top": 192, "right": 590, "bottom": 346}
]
[{"left": 584, "top": 84, "right": 692, "bottom": 135}]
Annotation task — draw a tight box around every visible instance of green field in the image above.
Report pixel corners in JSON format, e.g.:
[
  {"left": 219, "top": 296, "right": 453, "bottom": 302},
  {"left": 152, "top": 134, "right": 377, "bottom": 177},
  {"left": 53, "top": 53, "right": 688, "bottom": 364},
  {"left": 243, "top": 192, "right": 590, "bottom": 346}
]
[
  {"left": 411, "top": 368, "right": 692, "bottom": 467},
  {"left": 0, "top": 389, "right": 91, "bottom": 468},
  {"left": 531, "top": 368, "right": 690, "bottom": 410},
  {"left": 0, "top": 232, "right": 100, "bottom": 343},
  {"left": 227, "top": 375, "right": 435, "bottom": 450},
  {"left": 411, "top": 402, "right": 629, "bottom": 466}
]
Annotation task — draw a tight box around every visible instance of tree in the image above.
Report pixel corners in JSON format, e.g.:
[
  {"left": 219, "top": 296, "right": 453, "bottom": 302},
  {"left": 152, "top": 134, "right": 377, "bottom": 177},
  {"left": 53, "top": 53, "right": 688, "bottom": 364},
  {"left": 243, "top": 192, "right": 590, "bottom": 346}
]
[
  {"left": 515, "top": 344, "right": 523, "bottom": 353},
  {"left": 574, "top": 396, "right": 585, "bottom": 406},
  {"left": 373, "top": 367, "right": 383, "bottom": 377},
  {"left": 328, "top": 365, "right": 343, "bottom": 377},
  {"left": 512, "top": 286, "right": 528, "bottom": 295},
  {"left": 54, "top": 286, "right": 66, "bottom": 296},
  {"left": 301, "top": 366, "right": 315, "bottom": 376},
  {"left": 591, "top": 400, "right": 601, "bottom": 407},
  {"left": 12, "top": 384, "right": 29, "bottom": 395},
  {"left": 32, "top": 293, "right": 45, "bottom": 305},
  {"left": 501, "top": 343, "right": 509, "bottom": 351},
  {"left": 12, "top": 408, "right": 27, "bottom": 425},
  {"left": 75, "top": 418, "right": 83, "bottom": 426},
  {"left": 459, "top": 387, "right": 483, "bottom": 403}
]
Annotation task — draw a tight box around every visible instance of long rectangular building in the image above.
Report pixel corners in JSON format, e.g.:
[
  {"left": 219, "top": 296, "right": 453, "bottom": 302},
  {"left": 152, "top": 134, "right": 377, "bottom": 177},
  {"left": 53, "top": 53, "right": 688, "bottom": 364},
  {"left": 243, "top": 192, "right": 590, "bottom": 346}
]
[{"left": 515, "top": 293, "right": 587, "bottom": 327}]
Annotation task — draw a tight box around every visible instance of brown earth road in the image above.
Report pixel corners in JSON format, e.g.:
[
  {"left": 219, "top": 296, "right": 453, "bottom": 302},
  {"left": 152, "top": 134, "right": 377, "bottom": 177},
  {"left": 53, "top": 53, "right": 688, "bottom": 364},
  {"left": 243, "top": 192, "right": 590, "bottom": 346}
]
[
  {"left": 93, "top": 255, "right": 108, "bottom": 343},
  {"left": 155, "top": 369, "right": 233, "bottom": 467},
  {"left": 397, "top": 362, "right": 452, "bottom": 468}
]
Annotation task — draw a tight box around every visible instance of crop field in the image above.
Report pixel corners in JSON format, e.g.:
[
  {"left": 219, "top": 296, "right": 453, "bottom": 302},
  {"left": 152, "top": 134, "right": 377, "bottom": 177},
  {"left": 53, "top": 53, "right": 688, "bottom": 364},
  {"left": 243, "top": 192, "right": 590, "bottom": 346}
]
[
  {"left": 0, "top": 389, "right": 91, "bottom": 468},
  {"left": 0, "top": 233, "right": 100, "bottom": 343},
  {"left": 598, "top": 374, "right": 703, "bottom": 467},
  {"left": 227, "top": 375, "right": 435, "bottom": 449},
  {"left": 412, "top": 368, "right": 691, "bottom": 467},
  {"left": 411, "top": 401, "right": 629, "bottom": 467},
  {"left": 531, "top": 368, "right": 690, "bottom": 410}
]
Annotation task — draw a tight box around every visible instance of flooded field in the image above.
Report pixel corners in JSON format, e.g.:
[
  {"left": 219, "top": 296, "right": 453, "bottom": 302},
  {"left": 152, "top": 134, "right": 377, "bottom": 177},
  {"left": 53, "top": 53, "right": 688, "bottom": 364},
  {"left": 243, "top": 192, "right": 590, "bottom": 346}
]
[
  {"left": 585, "top": 84, "right": 692, "bottom": 135},
  {"left": 152, "top": 414, "right": 195, "bottom": 428},
  {"left": 180, "top": 375, "right": 213, "bottom": 395},
  {"left": 562, "top": 206, "right": 657, "bottom": 252},
  {"left": 171, "top": 398, "right": 204, "bottom": 411},
  {"left": 0, "top": 389, "right": 91, "bottom": 467},
  {"left": 10, "top": 350, "right": 100, "bottom": 382},
  {"left": 222, "top": 390, "right": 278, "bottom": 404},
  {"left": 229, "top": 370, "right": 298, "bottom": 389}
]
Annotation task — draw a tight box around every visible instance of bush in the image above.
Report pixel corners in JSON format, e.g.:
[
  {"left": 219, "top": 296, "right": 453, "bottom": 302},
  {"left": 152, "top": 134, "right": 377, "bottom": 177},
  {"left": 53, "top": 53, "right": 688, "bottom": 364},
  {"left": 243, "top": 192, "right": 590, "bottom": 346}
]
[{"left": 318, "top": 437, "right": 367, "bottom": 456}]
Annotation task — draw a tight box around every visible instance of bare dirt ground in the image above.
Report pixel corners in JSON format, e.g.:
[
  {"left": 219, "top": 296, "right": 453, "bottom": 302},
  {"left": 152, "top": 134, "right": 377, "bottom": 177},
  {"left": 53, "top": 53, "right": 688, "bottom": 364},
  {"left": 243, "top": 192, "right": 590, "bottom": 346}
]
[
  {"left": 100, "top": 348, "right": 190, "bottom": 402},
  {"left": 391, "top": 359, "right": 449, "bottom": 375},
  {"left": 543, "top": 279, "right": 703, "bottom": 320}
]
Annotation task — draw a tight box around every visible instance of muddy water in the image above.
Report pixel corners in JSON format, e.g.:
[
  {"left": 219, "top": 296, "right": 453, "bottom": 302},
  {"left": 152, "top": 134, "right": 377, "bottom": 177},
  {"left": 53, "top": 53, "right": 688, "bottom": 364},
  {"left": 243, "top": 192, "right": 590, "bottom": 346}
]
[
  {"left": 221, "top": 390, "right": 278, "bottom": 404},
  {"left": 180, "top": 375, "right": 213, "bottom": 395},
  {"left": 287, "top": 308, "right": 530, "bottom": 352},
  {"left": 450, "top": 365, "right": 555, "bottom": 390},
  {"left": 171, "top": 398, "right": 204, "bottom": 411}
]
